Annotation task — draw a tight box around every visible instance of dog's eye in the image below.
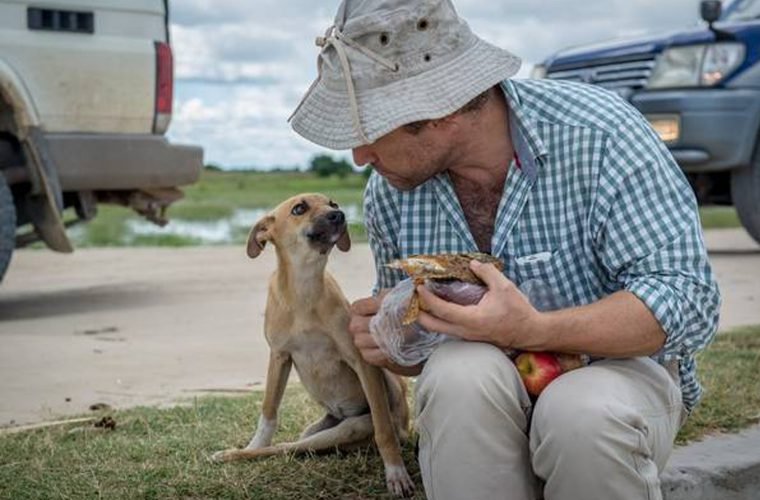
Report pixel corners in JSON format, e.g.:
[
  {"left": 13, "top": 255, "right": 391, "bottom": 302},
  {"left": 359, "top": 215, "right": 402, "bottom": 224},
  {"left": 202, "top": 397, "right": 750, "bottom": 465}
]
[
  {"left": 329, "top": 201, "right": 339, "bottom": 209},
  {"left": 291, "top": 202, "right": 308, "bottom": 216}
]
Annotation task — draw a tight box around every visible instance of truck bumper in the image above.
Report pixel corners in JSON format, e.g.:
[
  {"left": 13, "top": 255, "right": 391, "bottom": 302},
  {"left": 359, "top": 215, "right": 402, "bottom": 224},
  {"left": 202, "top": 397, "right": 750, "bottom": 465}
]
[
  {"left": 631, "top": 88, "right": 760, "bottom": 173},
  {"left": 45, "top": 133, "right": 203, "bottom": 191}
]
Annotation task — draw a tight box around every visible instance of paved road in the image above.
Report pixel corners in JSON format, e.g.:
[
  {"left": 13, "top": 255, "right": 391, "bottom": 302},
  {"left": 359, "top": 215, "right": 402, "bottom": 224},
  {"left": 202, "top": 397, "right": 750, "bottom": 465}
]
[{"left": 0, "top": 230, "right": 758, "bottom": 426}]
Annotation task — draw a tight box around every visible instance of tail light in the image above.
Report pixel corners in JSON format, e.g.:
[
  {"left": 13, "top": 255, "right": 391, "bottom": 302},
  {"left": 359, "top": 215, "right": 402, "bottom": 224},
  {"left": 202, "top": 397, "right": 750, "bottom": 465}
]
[{"left": 153, "top": 41, "right": 173, "bottom": 134}]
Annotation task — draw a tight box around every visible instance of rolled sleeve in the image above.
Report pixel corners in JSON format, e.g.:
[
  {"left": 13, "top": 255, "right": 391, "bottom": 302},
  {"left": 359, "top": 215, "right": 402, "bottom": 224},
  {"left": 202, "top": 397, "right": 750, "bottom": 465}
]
[{"left": 592, "top": 119, "right": 721, "bottom": 361}]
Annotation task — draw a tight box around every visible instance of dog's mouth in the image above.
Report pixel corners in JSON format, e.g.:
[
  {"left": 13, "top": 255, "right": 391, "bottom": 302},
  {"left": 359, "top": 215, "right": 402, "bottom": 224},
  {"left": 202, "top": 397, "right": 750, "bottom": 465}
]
[{"left": 305, "top": 211, "right": 347, "bottom": 254}]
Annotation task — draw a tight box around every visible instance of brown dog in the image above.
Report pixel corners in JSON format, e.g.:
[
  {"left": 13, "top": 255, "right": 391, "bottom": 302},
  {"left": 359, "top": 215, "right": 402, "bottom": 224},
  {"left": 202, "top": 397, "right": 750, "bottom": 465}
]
[{"left": 211, "top": 193, "right": 414, "bottom": 497}]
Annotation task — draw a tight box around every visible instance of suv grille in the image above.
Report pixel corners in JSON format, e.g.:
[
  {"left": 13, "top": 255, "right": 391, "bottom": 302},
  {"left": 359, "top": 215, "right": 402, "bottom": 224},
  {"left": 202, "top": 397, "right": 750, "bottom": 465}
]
[{"left": 546, "top": 56, "right": 656, "bottom": 98}]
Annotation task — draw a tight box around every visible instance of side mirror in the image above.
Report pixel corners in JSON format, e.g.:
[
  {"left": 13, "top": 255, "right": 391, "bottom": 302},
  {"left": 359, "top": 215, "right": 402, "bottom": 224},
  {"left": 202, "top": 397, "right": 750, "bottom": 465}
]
[{"left": 700, "top": 0, "right": 722, "bottom": 26}]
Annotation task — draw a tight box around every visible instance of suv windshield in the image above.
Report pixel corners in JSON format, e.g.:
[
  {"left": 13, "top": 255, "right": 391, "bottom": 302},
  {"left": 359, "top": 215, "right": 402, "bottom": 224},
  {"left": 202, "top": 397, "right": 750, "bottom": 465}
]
[{"left": 724, "top": 0, "right": 760, "bottom": 21}]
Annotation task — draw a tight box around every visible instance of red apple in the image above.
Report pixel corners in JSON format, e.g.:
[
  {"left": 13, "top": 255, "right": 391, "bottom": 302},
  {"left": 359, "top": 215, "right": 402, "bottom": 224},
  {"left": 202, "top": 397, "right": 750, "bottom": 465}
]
[{"left": 515, "top": 352, "right": 563, "bottom": 397}]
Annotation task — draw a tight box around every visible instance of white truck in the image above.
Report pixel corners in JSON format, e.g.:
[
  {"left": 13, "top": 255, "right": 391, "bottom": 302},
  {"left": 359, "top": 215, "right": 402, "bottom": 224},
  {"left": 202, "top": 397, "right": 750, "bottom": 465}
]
[{"left": 0, "top": 0, "right": 203, "bottom": 281}]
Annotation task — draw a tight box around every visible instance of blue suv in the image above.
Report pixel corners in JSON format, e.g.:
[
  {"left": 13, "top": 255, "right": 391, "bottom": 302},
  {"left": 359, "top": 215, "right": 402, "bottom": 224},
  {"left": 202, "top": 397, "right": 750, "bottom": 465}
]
[{"left": 533, "top": 0, "right": 760, "bottom": 243}]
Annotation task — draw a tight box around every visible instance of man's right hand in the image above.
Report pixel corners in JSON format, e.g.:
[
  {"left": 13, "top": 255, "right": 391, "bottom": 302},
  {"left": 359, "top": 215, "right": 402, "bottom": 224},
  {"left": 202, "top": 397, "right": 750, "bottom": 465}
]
[{"left": 349, "top": 293, "right": 424, "bottom": 377}]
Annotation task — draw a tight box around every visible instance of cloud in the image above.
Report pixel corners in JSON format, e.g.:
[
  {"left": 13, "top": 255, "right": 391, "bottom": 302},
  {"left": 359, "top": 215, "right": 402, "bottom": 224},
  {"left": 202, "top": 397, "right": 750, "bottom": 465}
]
[
  {"left": 168, "top": 83, "right": 329, "bottom": 169},
  {"left": 167, "top": 0, "right": 706, "bottom": 169}
]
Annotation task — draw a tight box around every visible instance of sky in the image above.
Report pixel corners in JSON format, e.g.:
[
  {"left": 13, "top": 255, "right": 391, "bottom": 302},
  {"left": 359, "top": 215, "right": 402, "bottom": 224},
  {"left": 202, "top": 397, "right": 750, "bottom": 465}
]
[{"left": 165, "top": 0, "right": 707, "bottom": 170}]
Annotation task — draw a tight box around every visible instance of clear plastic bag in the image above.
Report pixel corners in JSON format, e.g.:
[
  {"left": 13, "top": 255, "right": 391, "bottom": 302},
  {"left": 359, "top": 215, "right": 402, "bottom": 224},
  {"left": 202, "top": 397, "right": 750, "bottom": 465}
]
[
  {"left": 369, "top": 279, "right": 448, "bottom": 367},
  {"left": 369, "top": 277, "right": 573, "bottom": 366}
]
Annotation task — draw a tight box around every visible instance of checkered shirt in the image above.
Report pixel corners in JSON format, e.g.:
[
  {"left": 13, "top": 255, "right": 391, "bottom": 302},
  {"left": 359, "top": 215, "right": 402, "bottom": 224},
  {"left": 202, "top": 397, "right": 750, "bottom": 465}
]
[{"left": 363, "top": 78, "right": 721, "bottom": 412}]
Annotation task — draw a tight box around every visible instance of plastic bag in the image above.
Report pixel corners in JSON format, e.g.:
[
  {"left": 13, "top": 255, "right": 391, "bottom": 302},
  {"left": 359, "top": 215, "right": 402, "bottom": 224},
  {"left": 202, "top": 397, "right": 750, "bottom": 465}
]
[
  {"left": 369, "top": 279, "right": 448, "bottom": 367},
  {"left": 369, "top": 277, "right": 573, "bottom": 366}
]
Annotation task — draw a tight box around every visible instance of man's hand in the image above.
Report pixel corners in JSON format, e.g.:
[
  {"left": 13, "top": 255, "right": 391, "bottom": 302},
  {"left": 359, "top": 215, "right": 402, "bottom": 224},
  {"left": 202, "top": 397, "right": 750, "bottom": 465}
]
[
  {"left": 349, "top": 292, "right": 424, "bottom": 377},
  {"left": 349, "top": 295, "right": 390, "bottom": 367},
  {"left": 416, "top": 260, "right": 544, "bottom": 350}
]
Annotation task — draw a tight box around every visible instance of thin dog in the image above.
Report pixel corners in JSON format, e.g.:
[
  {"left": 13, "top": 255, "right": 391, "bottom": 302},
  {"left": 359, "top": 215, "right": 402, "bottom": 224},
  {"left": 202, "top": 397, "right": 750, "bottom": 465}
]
[{"left": 211, "top": 193, "right": 414, "bottom": 497}]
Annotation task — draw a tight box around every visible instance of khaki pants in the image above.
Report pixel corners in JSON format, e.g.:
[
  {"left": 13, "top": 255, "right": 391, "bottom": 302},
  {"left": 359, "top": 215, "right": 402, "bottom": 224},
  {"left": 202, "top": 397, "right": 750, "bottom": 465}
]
[{"left": 415, "top": 341, "right": 685, "bottom": 500}]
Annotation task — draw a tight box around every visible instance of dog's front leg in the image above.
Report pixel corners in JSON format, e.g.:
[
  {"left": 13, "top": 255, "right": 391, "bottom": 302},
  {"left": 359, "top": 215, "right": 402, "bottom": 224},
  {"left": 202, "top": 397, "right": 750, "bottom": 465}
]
[
  {"left": 247, "top": 349, "right": 292, "bottom": 449},
  {"left": 211, "top": 351, "right": 293, "bottom": 462},
  {"left": 212, "top": 349, "right": 292, "bottom": 463},
  {"left": 354, "top": 362, "right": 415, "bottom": 497}
]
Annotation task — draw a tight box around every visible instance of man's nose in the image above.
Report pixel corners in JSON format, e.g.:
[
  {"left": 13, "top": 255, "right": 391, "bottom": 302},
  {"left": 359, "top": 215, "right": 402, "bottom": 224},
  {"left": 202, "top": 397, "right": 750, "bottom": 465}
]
[{"left": 352, "top": 145, "right": 376, "bottom": 167}]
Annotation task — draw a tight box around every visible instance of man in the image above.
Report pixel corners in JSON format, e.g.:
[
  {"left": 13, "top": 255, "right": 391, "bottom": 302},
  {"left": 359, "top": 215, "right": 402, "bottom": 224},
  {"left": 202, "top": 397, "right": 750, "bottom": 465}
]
[{"left": 288, "top": 0, "right": 721, "bottom": 499}]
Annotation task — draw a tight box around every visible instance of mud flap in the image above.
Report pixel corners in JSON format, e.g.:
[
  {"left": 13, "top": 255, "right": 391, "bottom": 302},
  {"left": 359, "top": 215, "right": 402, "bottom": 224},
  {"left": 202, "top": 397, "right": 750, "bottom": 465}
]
[{"left": 21, "top": 127, "right": 73, "bottom": 253}]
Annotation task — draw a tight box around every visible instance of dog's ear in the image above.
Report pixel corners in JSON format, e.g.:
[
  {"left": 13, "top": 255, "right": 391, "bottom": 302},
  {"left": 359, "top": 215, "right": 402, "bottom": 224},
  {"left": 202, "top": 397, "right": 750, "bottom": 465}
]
[
  {"left": 336, "top": 227, "right": 351, "bottom": 252},
  {"left": 247, "top": 215, "right": 275, "bottom": 258}
]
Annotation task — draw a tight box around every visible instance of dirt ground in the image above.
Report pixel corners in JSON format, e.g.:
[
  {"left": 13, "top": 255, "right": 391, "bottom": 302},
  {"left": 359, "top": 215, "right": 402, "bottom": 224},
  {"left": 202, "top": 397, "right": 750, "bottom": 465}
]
[{"left": 1, "top": 230, "right": 758, "bottom": 426}]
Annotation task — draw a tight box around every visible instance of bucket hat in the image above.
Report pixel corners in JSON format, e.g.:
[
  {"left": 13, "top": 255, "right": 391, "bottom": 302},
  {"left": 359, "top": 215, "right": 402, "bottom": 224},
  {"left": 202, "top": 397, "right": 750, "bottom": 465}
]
[{"left": 289, "top": 0, "right": 521, "bottom": 150}]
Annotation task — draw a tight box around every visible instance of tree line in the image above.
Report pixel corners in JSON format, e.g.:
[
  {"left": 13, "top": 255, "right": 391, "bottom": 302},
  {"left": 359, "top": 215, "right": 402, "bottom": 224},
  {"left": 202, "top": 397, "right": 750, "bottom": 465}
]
[{"left": 204, "top": 154, "right": 370, "bottom": 178}]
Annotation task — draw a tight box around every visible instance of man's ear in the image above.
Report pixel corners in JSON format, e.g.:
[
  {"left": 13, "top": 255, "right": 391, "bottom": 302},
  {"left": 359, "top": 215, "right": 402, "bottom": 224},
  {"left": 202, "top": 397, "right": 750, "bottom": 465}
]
[
  {"left": 247, "top": 215, "right": 275, "bottom": 258},
  {"left": 336, "top": 227, "right": 351, "bottom": 252}
]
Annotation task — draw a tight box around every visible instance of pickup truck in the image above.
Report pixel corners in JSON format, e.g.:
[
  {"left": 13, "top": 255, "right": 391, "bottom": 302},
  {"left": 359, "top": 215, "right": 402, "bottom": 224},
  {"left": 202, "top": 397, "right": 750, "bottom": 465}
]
[
  {"left": 532, "top": 0, "right": 760, "bottom": 244},
  {"left": 0, "top": 0, "right": 203, "bottom": 281}
]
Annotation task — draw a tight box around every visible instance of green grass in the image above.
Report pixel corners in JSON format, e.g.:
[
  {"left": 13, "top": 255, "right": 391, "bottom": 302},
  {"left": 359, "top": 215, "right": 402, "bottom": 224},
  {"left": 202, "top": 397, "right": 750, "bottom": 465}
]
[
  {"left": 1, "top": 326, "right": 758, "bottom": 498},
  {"left": 181, "top": 170, "right": 367, "bottom": 209},
  {"left": 70, "top": 205, "right": 132, "bottom": 247},
  {"left": 168, "top": 203, "right": 235, "bottom": 222},
  {"left": 676, "top": 324, "right": 760, "bottom": 443},
  {"left": 0, "top": 389, "right": 423, "bottom": 500},
  {"left": 699, "top": 206, "right": 742, "bottom": 230}
]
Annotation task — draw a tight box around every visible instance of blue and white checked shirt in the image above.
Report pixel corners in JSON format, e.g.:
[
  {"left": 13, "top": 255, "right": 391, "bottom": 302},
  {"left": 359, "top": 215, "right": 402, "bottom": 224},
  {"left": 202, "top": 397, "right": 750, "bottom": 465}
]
[{"left": 364, "top": 78, "right": 721, "bottom": 411}]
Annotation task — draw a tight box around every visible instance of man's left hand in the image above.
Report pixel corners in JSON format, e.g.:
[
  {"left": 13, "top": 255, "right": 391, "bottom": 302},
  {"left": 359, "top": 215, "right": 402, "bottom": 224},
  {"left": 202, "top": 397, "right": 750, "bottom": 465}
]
[{"left": 416, "top": 260, "right": 544, "bottom": 350}]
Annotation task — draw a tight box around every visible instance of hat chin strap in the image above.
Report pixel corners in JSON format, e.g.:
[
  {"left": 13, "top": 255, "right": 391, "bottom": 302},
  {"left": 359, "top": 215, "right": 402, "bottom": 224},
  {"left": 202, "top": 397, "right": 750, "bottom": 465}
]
[{"left": 289, "top": 25, "right": 399, "bottom": 147}]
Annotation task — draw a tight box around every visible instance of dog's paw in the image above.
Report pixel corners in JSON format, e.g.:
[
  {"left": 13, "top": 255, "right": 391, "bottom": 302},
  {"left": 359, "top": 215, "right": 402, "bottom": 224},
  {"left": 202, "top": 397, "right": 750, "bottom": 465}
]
[
  {"left": 210, "top": 449, "right": 237, "bottom": 463},
  {"left": 385, "top": 464, "right": 415, "bottom": 497}
]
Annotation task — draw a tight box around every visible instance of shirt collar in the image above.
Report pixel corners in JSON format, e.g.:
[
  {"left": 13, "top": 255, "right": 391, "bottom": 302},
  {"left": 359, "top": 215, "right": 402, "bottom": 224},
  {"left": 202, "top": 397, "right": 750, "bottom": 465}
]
[{"left": 500, "top": 80, "right": 548, "bottom": 182}]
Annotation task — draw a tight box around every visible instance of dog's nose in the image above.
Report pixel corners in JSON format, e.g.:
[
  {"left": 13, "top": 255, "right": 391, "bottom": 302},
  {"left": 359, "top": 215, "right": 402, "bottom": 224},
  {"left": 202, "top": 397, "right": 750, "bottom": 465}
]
[{"left": 326, "top": 210, "right": 345, "bottom": 225}]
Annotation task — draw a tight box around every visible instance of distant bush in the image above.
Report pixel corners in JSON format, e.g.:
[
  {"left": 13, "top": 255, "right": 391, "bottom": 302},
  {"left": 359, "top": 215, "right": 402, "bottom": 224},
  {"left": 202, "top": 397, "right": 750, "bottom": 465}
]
[{"left": 309, "top": 154, "right": 354, "bottom": 178}]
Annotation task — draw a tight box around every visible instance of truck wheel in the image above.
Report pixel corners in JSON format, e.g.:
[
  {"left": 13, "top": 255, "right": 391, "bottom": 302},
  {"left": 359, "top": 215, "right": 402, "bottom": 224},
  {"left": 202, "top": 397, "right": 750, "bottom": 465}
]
[
  {"left": 731, "top": 139, "right": 760, "bottom": 245},
  {"left": 0, "top": 172, "right": 15, "bottom": 281}
]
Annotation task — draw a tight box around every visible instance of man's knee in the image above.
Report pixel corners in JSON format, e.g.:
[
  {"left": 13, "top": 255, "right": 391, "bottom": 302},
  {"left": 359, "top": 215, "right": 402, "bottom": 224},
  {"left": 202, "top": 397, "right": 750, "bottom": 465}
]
[
  {"left": 529, "top": 362, "right": 682, "bottom": 499},
  {"left": 529, "top": 365, "right": 657, "bottom": 464},
  {"left": 415, "top": 341, "right": 527, "bottom": 416},
  {"left": 531, "top": 373, "right": 618, "bottom": 450}
]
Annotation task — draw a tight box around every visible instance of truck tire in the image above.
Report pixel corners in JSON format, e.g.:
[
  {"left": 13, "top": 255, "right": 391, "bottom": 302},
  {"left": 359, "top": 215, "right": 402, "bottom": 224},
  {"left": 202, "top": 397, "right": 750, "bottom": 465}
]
[
  {"left": 0, "top": 172, "right": 15, "bottom": 281},
  {"left": 731, "top": 138, "right": 760, "bottom": 245}
]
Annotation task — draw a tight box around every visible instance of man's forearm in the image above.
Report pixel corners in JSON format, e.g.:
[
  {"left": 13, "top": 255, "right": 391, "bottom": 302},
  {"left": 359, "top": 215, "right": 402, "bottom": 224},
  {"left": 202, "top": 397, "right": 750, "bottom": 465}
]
[{"left": 525, "top": 291, "right": 666, "bottom": 357}]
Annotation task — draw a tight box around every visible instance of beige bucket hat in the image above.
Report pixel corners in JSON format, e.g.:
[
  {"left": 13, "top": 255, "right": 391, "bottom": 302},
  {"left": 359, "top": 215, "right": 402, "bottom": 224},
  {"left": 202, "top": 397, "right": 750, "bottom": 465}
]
[{"left": 289, "top": 0, "right": 521, "bottom": 150}]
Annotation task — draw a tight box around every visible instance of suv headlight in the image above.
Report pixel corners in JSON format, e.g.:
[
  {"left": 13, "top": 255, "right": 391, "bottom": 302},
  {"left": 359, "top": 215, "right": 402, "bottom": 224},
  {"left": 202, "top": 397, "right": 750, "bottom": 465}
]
[{"left": 647, "top": 43, "right": 745, "bottom": 89}]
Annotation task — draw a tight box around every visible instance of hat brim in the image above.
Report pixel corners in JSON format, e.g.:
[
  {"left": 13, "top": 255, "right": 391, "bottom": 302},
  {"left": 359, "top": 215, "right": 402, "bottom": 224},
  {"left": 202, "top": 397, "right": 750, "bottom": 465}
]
[{"left": 290, "top": 38, "right": 521, "bottom": 150}]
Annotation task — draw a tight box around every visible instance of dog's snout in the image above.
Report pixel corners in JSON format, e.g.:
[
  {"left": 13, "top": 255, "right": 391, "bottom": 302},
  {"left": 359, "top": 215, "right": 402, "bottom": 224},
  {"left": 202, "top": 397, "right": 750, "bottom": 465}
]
[{"left": 327, "top": 210, "right": 345, "bottom": 225}]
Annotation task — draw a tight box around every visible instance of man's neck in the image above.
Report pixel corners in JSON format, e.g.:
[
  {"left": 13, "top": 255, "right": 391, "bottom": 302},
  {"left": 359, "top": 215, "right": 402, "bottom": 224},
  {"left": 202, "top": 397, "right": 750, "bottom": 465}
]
[{"left": 448, "top": 89, "right": 513, "bottom": 188}]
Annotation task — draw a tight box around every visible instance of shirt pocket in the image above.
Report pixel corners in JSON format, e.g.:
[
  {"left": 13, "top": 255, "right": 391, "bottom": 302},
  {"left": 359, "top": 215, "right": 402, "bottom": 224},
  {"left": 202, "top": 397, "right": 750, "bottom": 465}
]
[{"left": 511, "top": 248, "right": 559, "bottom": 283}]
